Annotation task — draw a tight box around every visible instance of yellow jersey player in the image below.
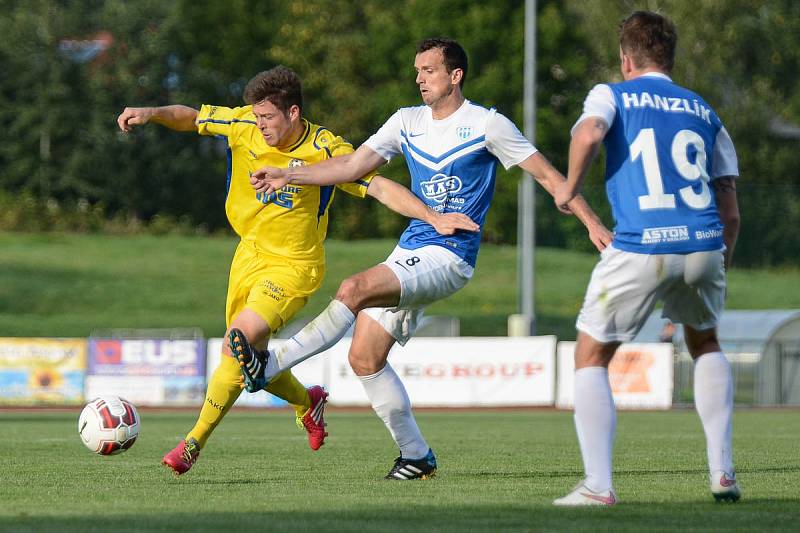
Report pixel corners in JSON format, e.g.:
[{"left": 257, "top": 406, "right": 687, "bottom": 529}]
[{"left": 116, "top": 65, "right": 478, "bottom": 475}]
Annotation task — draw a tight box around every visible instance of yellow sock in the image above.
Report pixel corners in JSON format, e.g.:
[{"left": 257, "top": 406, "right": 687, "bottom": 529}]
[
  {"left": 186, "top": 354, "right": 242, "bottom": 448},
  {"left": 266, "top": 370, "right": 310, "bottom": 417}
]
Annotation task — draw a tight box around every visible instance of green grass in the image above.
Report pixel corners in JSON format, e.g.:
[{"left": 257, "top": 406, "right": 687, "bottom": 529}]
[
  {"left": 1, "top": 232, "right": 798, "bottom": 339},
  {"left": 0, "top": 409, "right": 798, "bottom": 532}
]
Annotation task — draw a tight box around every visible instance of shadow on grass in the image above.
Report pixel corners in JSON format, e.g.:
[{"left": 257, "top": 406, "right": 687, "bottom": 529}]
[{"left": 3, "top": 501, "right": 799, "bottom": 533}]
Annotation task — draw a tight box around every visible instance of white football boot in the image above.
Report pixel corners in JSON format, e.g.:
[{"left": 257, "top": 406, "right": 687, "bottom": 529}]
[
  {"left": 553, "top": 482, "right": 617, "bottom": 506},
  {"left": 711, "top": 471, "right": 741, "bottom": 502}
]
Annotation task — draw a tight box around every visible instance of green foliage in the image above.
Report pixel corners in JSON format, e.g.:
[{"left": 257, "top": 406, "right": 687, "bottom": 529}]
[
  {"left": 1, "top": 233, "right": 797, "bottom": 339},
  {"left": 0, "top": 0, "right": 229, "bottom": 227},
  {"left": 1, "top": 410, "right": 798, "bottom": 532},
  {"left": 1, "top": 1, "right": 799, "bottom": 265},
  {"left": 0, "top": 189, "right": 210, "bottom": 235},
  {"left": 564, "top": 0, "right": 800, "bottom": 266}
]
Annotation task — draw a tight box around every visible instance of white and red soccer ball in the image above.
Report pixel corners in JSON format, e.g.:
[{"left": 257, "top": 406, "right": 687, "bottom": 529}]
[{"left": 78, "top": 396, "right": 140, "bottom": 455}]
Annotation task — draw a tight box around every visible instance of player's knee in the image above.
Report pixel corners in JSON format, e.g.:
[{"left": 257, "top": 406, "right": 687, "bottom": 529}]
[
  {"left": 574, "top": 333, "right": 618, "bottom": 368},
  {"left": 685, "top": 328, "right": 720, "bottom": 359},
  {"left": 221, "top": 329, "right": 235, "bottom": 358},
  {"left": 348, "top": 351, "right": 382, "bottom": 376},
  {"left": 335, "top": 275, "right": 367, "bottom": 309}
]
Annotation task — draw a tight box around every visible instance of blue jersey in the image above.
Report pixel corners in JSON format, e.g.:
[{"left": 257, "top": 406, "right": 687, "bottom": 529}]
[
  {"left": 365, "top": 100, "right": 536, "bottom": 266},
  {"left": 602, "top": 76, "right": 731, "bottom": 254}
]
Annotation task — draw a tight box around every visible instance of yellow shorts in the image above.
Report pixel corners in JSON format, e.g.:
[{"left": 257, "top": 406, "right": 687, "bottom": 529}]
[{"left": 225, "top": 240, "right": 325, "bottom": 333}]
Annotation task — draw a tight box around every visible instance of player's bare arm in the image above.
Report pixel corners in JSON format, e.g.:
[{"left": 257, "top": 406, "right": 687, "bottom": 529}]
[
  {"left": 518, "top": 151, "right": 613, "bottom": 251},
  {"left": 555, "top": 117, "right": 609, "bottom": 213},
  {"left": 366, "top": 176, "right": 480, "bottom": 236},
  {"left": 712, "top": 176, "right": 740, "bottom": 270},
  {"left": 117, "top": 105, "right": 199, "bottom": 133},
  {"left": 250, "top": 144, "right": 386, "bottom": 195}
]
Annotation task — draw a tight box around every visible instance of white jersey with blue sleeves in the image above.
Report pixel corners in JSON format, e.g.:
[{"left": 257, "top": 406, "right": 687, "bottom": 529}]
[
  {"left": 575, "top": 73, "right": 738, "bottom": 254},
  {"left": 365, "top": 100, "right": 536, "bottom": 266}
]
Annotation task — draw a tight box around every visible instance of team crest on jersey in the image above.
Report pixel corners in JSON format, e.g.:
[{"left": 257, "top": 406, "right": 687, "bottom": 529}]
[
  {"left": 288, "top": 158, "right": 305, "bottom": 167},
  {"left": 456, "top": 126, "right": 473, "bottom": 140},
  {"left": 421, "top": 173, "right": 463, "bottom": 203}
]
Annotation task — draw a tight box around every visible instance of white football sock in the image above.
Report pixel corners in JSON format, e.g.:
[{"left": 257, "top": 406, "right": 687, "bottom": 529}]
[
  {"left": 265, "top": 299, "right": 355, "bottom": 379},
  {"left": 573, "top": 366, "right": 616, "bottom": 493},
  {"left": 359, "top": 364, "right": 430, "bottom": 459},
  {"left": 693, "top": 351, "right": 734, "bottom": 475}
]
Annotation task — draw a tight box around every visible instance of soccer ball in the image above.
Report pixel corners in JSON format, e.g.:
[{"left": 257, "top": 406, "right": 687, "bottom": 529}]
[{"left": 78, "top": 396, "right": 140, "bottom": 455}]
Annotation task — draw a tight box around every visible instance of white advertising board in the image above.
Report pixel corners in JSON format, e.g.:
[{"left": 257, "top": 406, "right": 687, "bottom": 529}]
[
  {"left": 327, "top": 336, "right": 557, "bottom": 407},
  {"left": 556, "top": 342, "right": 674, "bottom": 409}
]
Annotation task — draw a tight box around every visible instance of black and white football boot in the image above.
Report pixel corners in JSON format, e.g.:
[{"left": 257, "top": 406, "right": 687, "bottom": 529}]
[
  {"left": 384, "top": 448, "right": 437, "bottom": 480},
  {"left": 228, "top": 328, "right": 269, "bottom": 392}
]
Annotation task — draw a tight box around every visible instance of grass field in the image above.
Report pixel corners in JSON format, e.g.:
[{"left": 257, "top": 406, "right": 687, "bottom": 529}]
[
  {"left": 1, "top": 232, "right": 799, "bottom": 339},
  {"left": 1, "top": 409, "right": 798, "bottom": 532}
]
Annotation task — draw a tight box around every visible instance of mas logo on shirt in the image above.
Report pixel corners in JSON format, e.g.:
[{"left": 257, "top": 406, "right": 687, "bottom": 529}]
[
  {"left": 421, "top": 173, "right": 463, "bottom": 203},
  {"left": 456, "top": 126, "right": 473, "bottom": 140},
  {"left": 208, "top": 106, "right": 218, "bottom": 118},
  {"left": 288, "top": 158, "right": 305, "bottom": 167}
]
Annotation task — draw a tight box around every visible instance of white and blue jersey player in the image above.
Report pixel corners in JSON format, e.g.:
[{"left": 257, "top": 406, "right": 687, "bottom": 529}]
[
  {"left": 248, "top": 38, "right": 610, "bottom": 480},
  {"left": 359, "top": 98, "right": 544, "bottom": 332},
  {"left": 570, "top": 71, "right": 739, "bottom": 343},
  {"left": 553, "top": 11, "right": 741, "bottom": 507}
]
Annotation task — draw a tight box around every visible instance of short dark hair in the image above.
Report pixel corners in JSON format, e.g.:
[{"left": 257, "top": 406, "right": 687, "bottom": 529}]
[
  {"left": 243, "top": 65, "right": 303, "bottom": 113},
  {"left": 619, "top": 11, "right": 677, "bottom": 72},
  {"left": 416, "top": 38, "right": 468, "bottom": 88}
]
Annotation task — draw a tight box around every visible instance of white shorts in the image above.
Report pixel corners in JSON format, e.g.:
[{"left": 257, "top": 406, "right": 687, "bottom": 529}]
[
  {"left": 576, "top": 245, "right": 726, "bottom": 343},
  {"left": 362, "top": 244, "right": 473, "bottom": 345}
]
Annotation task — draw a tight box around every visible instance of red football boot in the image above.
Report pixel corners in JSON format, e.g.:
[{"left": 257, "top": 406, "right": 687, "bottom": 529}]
[
  {"left": 162, "top": 438, "right": 200, "bottom": 475},
  {"left": 297, "top": 386, "right": 328, "bottom": 450}
]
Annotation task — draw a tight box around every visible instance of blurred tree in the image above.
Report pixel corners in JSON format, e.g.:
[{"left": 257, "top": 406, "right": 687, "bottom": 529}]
[
  {"left": 0, "top": 0, "right": 797, "bottom": 265},
  {"left": 564, "top": 0, "right": 800, "bottom": 265},
  {"left": 0, "top": 0, "right": 229, "bottom": 227}
]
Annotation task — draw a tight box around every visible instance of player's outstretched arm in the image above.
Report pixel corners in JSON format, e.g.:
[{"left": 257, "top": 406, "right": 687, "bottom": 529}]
[
  {"left": 713, "top": 176, "right": 740, "bottom": 270},
  {"left": 250, "top": 144, "right": 386, "bottom": 196},
  {"left": 555, "top": 117, "right": 608, "bottom": 213},
  {"left": 566, "top": 194, "right": 613, "bottom": 252},
  {"left": 117, "top": 105, "right": 199, "bottom": 133},
  {"left": 366, "top": 176, "right": 479, "bottom": 236},
  {"left": 518, "top": 149, "right": 612, "bottom": 252}
]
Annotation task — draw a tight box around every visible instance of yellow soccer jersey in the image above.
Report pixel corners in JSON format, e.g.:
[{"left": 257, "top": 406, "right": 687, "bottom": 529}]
[{"left": 196, "top": 104, "right": 373, "bottom": 265}]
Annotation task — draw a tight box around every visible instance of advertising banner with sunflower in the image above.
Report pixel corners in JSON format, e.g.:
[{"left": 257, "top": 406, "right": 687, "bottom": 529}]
[{"left": 0, "top": 338, "right": 87, "bottom": 405}]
